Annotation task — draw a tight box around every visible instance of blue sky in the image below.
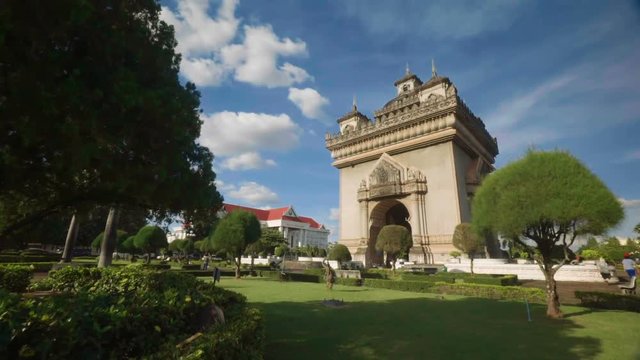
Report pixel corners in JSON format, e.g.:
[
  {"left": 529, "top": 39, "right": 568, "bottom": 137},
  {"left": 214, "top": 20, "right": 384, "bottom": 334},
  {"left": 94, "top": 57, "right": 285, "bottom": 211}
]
[{"left": 160, "top": 0, "right": 640, "bottom": 241}]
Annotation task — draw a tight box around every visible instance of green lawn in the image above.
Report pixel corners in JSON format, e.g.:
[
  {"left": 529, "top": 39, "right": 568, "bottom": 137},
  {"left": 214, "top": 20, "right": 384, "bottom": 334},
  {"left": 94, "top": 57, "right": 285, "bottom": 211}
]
[{"left": 214, "top": 278, "right": 640, "bottom": 360}]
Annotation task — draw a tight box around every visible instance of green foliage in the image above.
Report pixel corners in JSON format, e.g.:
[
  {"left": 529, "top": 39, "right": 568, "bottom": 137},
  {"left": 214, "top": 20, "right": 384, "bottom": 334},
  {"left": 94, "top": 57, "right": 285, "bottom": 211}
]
[
  {"left": 256, "top": 228, "right": 287, "bottom": 256},
  {"left": 5, "top": 268, "right": 206, "bottom": 357},
  {"left": 364, "top": 278, "right": 438, "bottom": 292},
  {"left": 208, "top": 211, "right": 261, "bottom": 277},
  {"left": 433, "top": 283, "right": 546, "bottom": 303},
  {"left": 473, "top": 151, "right": 623, "bottom": 246},
  {"left": 335, "top": 278, "right": 363, "bottom": 286},
  {"left": 375, "top": 225, "right": 412, "bottom": 269},
  {"left": 159, "top": 307, "right": 264, "bottom": 359},
  {"left": 274, "top": 244, "right": 288, "bottom": 257},
  {"left": 580, "top": 249, "right": 601, "bottom": 260},
  {"left": 91, "top": 230, "right": 128, "bottom": 250},
  {"left": 578, "top": 236, "right": 639, "bottom": 263},
  {"left": 328, "top": 244, "right": 352, "bottom": 262},
  {"left": 575, "top": 291, "right": 640, "bottom": 313},
  {"left": 119, "top": 236, "right": 137, "bottom": 254},
  {"left": 472, "top": 150, "right": 623, "bottom": 316},
  {"left": 0, "top": 265, "right": 33, "bottom": 292},
  {"left": 133, "top": 225, "right": 168, "bottom": 255},
  {"left": 452, "top": 223, "right": 484, "bottom": 257},
  {"left": 0, "top": 0, "right": 222, "bottom": 241},
  {"left": 449, "top": 251, "right": 461, "bottom": 258}
]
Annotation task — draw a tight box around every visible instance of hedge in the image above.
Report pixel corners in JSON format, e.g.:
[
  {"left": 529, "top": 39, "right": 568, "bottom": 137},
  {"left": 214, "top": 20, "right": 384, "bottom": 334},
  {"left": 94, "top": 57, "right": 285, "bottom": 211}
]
[
  {"left": 400, "top": 273, "right": 519, "bottom": 286},
  {"left": 140, "top": 263, "right": 171, "bottom": 270},
  {"left": 575, "top": 291, "right": 640, "bottom": 313},
  {"left": 434, "top": 283, "right": 545, "bottom": 303},
  {"left": 0, "top": 254, "right": 60, "bottom": 263},
  {"left": 363, "top": 279, "right": 437, "bottom": 292},
  {"left": 0, "top": 265, "right": 33, "bottom": 292},
  {"left": 181, "top": 264, "right": 202, "bottom": 270},
  {"left": 335, "top": 278, "right": 362, "bottom": 286},
  {"left": 1, "top": 262, "right": 55, "bottom": 272}
]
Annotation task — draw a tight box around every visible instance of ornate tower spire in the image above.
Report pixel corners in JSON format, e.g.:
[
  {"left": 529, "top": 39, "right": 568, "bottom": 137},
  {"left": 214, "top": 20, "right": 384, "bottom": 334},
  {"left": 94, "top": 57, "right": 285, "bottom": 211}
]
[
  {"left": 352, "top": 94, "right": 357, "bottom": 111},
  {"left": 431, "top": 58, "right": 437, "bottom": 77},
  {"left": 405, "top": 62, "right": 410, "bottom": 75}
]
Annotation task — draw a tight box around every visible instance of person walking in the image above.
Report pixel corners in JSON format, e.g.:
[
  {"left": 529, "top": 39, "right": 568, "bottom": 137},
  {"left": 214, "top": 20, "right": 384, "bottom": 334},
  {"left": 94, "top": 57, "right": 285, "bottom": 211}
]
[
  {"left": 212, "top": 266, "right": 221, "bottom": 288},
  {"left": 622, "top": 252, "right": 637, "bottom": 278}
]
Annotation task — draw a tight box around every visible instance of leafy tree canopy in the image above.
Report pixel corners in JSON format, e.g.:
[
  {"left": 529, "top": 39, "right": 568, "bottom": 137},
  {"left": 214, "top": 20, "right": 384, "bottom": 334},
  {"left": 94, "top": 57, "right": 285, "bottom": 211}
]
[
  {"left": 91, "top": 230, "right": 129, "bottom": 250},
  {"left": 472, "top": 150, "right": 623, "bottom": 318},
  {"left": 452, "top": 223, "right": 484, "bottom": 257},
  {"left": 0, "top": 0, "right": 222, "bottom": 239},
  {"left": 328, "top": 244, "right": 352, "bottom": 263},
  {"left": 133, "top": 225, "right": 167, "bottom": 254},
  {"left": 208, "top": 211, "right": 261, "bottom": 277},
  {"left": 376, "top": 225, "right": 412, "bottom": 263}
]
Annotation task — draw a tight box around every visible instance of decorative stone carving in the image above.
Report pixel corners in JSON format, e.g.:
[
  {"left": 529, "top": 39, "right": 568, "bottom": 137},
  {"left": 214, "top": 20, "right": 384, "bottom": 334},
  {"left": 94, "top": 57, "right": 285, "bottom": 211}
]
[{"left": 369, "top": 161, "right": 401, "bottom": 187}]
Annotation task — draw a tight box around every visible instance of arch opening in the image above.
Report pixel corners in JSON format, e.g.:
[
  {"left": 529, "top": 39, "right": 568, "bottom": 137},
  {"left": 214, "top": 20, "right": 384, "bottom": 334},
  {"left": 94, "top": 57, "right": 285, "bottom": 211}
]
[{"left": 368, "top": 200, "right": 412, "bottom": 267}]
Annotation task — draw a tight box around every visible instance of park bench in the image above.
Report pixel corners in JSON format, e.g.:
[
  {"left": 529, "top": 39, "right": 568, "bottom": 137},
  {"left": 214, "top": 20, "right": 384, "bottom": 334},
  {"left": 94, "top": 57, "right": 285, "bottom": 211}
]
[{"left": 618, "top": 276, "right": 636, "bottom": 295}]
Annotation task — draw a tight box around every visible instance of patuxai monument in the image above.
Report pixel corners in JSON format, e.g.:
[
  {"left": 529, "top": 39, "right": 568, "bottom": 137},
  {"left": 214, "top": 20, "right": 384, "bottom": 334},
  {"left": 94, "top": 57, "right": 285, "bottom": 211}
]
[{"left": 325, "top": 63, "right": 499, "bottom": 266}]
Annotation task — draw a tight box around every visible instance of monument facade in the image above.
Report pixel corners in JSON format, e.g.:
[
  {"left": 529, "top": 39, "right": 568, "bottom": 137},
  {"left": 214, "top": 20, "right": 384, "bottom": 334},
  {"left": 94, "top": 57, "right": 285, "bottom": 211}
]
[{"left": 325, "top": 64, "right": 499, "bottom": 265}]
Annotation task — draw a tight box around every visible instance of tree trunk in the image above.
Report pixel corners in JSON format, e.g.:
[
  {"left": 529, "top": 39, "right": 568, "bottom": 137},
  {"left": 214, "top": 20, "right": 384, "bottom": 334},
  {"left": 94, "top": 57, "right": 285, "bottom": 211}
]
[
  {"left": 98, "top": 207, "right": 120, "bottom": 268},
  {"left": 235, "top": 257, "right": 241, "bottom": 279},
  {"left": 60, "top": 213, "right": 79, "bottom": 263},
  {"left": 470, "top": 257, "right": 474, "bottom": 274},
  {"left": 541, "top": 262, "right": 562, "bottom": 318}
]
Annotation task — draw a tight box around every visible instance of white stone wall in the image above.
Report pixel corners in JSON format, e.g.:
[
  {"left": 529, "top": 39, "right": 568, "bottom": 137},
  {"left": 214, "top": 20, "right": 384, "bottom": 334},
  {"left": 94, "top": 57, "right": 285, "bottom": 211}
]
[{"left": 445, "top": 260, "right": 606, "bottom": 282}]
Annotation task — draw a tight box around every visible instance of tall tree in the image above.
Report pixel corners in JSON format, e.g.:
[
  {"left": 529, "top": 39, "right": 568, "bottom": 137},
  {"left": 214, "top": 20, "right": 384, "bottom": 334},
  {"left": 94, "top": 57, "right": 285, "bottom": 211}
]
[
  {"left": 472, "top": 150, "right": 623, "bottom": 318},
  {"left": 328, "top": 244, "right": 352, "bottom": 265},
  {"left": 133, "top": 225, "right": 168, "bottom": 264},
  {"left": 208, "top": 211, "right": 261, "bottom": 278},
  {"left": 0, "top": 0, "right": 222, "bottom": 253},
  {"left": 375, "top": 225, "right": 413, "bottom": 272},
  {"left": 452, "top": 223, "right": 485, "bottom": 274}
]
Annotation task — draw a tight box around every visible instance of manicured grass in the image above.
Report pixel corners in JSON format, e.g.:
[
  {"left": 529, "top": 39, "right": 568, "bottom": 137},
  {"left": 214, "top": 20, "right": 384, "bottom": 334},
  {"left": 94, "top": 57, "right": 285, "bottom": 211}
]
[{"left": 215, "top": 278, "right": 640, "bottom": 360}]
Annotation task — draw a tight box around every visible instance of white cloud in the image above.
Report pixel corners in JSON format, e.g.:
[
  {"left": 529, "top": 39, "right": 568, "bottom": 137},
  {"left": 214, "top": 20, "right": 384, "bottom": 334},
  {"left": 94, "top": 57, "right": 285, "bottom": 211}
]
[
  {"left": 221, "top": 152, "right": 276, "bottom": 171},
  {"left": 340, "top": 0, "right": 531, "bottom": 40},
  {"left": 622, "top": 150, "right": 640, "bottom": 162},
  {"left": 180, "top": 57, "right": 227, "bottom": 87},
  {"left": 288, "top": 87, "right": 330, "bottom": 121},
  {"left": 161, "top": 1, "right": 312, "bottom": 88},
  {"left": 619, "top": 198, "right": 640, "bottom": 208},
  {"left": 199, "top": 111, "right": 301, "bottom": 156},
  {"left": 160, "top": 0, "right": 239, "bottom": 57},
  {"left": 221, "top": 25, "right": 311, "bottom": 87},
  {"left": 227, "top": 181, "right": 279, "bottom": 206},
  {"left": 329, "top": 207, "right": 340, "bottom": 221}
]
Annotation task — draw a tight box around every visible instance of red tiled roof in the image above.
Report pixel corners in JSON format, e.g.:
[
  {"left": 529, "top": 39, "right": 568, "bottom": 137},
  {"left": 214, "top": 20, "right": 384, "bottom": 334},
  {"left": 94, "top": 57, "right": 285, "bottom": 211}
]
[{"left": 222, "top": 203, "right": 324, "bottom": 229}]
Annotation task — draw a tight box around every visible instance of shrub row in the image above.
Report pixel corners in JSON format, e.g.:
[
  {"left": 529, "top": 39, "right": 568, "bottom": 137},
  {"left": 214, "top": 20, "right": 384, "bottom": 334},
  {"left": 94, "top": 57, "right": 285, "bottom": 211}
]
[
  {"left": 400, "top": 273, "right": 518, "bottom": 286},
  {"left": 6, "top": 266, "right": 263, "bottom": 359},
  {"left": 335, "top": 278, "right": 362, "bottom": 286},
  {"left": 181, "top": 264, "right": 202, "bottom": 270},
  {"left": 0, "top": 265, "right": 33, "bottom": 292},
  {"left": 0, "top": 254, "right": 60, "bottom": 263},
  {"left": 2, "top": 262, "right": 55, "bottom": 272},
  {"left": 575, "top": 291, "right": 640, "bottom": 313},
  {"left": 364, "top": 278, "right": 438, "bottom": 292},
  {"left": 434, "top": 283, "right": 545, "bottom": 303}
]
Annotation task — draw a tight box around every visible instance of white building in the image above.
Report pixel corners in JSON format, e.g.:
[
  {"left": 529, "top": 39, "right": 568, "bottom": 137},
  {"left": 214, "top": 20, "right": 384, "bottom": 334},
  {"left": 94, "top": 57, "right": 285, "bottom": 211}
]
[
  {"left": 325, "top": 64, "right": 499, "bottom": 265},
  {"left": 220, "top": 203, "right": 330, "bottom": 249}
]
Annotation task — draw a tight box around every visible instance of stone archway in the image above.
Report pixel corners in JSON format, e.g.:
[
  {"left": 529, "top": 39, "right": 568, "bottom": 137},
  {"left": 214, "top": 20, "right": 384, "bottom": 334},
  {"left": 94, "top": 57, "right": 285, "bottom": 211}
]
[{"left": 368, "top": 200, "right": 412, "bottom": 267}]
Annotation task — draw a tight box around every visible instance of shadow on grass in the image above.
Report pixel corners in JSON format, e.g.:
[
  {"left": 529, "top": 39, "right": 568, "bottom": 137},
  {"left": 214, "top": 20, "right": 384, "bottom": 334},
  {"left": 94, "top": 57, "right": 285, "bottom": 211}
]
[{"left": 255, "top": 297, "right": 601, "bottom": 360}]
